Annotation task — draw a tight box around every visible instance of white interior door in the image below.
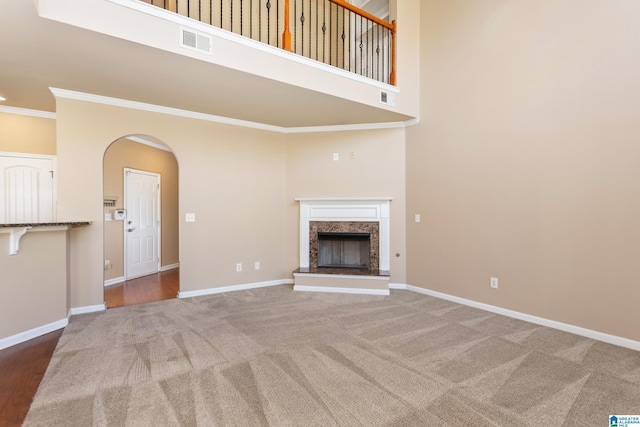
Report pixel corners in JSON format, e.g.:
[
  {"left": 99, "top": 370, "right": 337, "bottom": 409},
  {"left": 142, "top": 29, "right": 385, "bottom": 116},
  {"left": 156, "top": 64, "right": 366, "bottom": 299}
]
[
  {"left": 0, "top": 154, "right": 55, "bottom": 223},
  {"left": 125, "top": 169, "right": 160, "bottom": 279}
]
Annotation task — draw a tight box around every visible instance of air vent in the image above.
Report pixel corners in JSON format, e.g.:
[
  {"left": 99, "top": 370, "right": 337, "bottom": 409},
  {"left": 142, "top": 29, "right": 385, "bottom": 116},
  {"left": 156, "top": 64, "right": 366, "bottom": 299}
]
[
  {"left": 180, "top": 27, "right": 213, "bottom": 55},
  {"left": 380, "top": 90, "right": 395, "bottom": 106}
]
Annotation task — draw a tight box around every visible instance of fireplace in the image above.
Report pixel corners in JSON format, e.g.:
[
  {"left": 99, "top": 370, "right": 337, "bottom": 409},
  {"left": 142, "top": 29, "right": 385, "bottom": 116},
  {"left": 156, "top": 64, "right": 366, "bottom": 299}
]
[
  {"left": 294, "top": 198, "right": 392, "bottom": 294},
  {"left": 309, "top": 221, "right": 379, "bottom": 272}
]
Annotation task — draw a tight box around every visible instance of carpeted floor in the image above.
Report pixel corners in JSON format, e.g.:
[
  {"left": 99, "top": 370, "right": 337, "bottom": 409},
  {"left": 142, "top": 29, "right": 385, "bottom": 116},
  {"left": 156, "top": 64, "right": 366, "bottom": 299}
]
[{"left": 24, "top": 285, "right": 640, "bottom": 426}]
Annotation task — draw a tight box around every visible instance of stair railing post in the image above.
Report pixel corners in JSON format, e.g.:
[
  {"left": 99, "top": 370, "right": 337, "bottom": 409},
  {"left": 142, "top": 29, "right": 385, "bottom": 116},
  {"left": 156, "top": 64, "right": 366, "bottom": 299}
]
[
  {"left": 283, "top": 0, "right": 292, "bottom": 51},
  {"left": 390, "top": 20, "right": 396, "bottom": 86}
]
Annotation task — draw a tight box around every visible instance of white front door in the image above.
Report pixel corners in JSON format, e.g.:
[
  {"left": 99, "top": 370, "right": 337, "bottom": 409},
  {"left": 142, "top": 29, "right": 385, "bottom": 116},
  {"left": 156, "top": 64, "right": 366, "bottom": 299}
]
[
  {"left": 125, "top": 169, "right": 160, "bottom": 279},
  {"left": 0, "top": 154, "right": 55, "bottom": 223}
]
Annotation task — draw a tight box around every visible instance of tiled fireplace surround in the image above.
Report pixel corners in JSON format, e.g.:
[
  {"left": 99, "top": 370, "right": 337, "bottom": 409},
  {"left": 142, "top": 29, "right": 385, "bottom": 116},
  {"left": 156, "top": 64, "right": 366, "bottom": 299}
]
[{"left": 294, "top": 198, "right": 391, "bottom": 295}]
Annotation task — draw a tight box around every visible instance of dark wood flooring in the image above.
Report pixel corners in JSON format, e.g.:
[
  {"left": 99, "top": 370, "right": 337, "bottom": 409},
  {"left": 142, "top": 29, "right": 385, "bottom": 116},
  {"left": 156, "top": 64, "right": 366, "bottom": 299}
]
[{"left": 0, "top": 269, "right": 179, "bottom": 426}]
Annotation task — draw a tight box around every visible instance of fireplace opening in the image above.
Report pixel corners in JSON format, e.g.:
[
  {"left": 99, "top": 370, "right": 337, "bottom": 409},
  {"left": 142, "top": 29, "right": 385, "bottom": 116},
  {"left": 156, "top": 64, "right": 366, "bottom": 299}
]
[{"left": 317, "top": 232, "right": 371, "bottom": 270}]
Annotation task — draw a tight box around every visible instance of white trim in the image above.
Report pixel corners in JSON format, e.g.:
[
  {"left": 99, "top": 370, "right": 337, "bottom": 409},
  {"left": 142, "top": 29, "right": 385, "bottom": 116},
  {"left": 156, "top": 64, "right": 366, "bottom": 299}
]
[
  {"left": 105, "top": 0, "right": 399, "bottom": 94},
  {"left": 389, "top": 283, "right": 408, "bottom": 290},
  {"left": 0, "top": 105, "right": 56, "bottom": 119},
  {"left": 293, "top": 272, "right": 389, "bottom": 281},
  {"left": 49, "top": 88, "right": 418, "bottom": 133},
  {"left": 160, "top": 263, "right": 180, "bottom": 272},
  {"left": 178, "top": 279, "right": 293, "bottom": 299},
  {"left": 283, "top": 119, "right": 418, "bottom": 134},
  {"left": 125, "top": 136, "right": 173, "bottom": 152},
  {"left": 68, "top": 304, "right": 107, "bottom": 316},
  {"left": 295, "top": 197, "right": 393, "bottom": 202},
  {"left": 401, "top": 284, "right": 640, "bottom": 352},
  {"left": 0, "top": 318, "right": 67, "bottom": 350},
  {"left": 104, "top": 276, "right": 125, "bottom": 286},
  {"left": 293, "top": 285, "right": 390, "bottom": 296},
  {"left": 0, "top": 151, "right": 56, "bottom": 160}
]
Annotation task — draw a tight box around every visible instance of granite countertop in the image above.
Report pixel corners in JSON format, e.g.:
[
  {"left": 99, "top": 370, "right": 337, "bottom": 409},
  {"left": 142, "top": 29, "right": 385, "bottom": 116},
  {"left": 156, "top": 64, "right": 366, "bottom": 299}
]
[{"left": 0, "top": 222, "right": 92, "bottom": 228}]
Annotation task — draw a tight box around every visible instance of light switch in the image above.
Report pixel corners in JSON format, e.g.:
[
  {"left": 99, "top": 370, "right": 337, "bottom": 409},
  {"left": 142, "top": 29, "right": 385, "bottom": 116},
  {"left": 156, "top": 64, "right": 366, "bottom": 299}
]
[
  {"left": 415, "top": 214, "right": 421, "bottom": 223},
  {"left": 185, "top": 213, "right": 196, "bottom": 222},
  {"left": 104, "top": 213, "right": 112, "bottom": 221}
]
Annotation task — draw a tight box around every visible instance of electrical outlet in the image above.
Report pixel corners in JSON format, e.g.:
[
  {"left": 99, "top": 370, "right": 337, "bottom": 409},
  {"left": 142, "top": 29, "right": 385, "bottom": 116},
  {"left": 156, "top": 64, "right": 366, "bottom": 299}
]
[
  {"left": 254, "top": 261, "right": 260, "bottom": 270},
  {"left": 236, "top": 263, "right": 242, "bottom": 272},
  {"left": 104, "top": 260, "right": 112, "bottom": 270},
  {"left": 490, "top": 277, "right": 498, "bottom": 289}
]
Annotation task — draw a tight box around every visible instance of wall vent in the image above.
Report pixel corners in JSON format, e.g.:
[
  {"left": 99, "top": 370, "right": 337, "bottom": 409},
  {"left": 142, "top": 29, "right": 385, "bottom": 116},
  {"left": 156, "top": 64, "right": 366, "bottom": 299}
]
[
  {"left": 380, "top": 90, "right": 395, "bottom": 106},
  {"left": 180, "top": 27, "right": 213, "bottom": 55}
]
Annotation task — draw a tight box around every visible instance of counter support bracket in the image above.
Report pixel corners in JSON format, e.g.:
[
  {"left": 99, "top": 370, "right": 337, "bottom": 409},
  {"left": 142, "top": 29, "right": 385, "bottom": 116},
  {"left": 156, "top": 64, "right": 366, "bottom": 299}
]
[{"left": 2, "top": 227, "right": 31, "bottom": 255}]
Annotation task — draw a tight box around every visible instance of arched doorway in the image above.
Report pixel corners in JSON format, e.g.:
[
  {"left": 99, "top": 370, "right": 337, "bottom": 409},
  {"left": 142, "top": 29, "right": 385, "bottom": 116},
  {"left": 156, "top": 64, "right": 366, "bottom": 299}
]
[{"left": 102, "top": 135, "right": 179, "bottom": 308}]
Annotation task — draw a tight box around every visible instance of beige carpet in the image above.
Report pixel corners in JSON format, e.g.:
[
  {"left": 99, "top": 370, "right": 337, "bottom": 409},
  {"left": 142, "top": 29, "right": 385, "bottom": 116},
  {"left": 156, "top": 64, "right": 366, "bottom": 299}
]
[{"left": 25, "top": 285, "right": 640, "bottom": 426}]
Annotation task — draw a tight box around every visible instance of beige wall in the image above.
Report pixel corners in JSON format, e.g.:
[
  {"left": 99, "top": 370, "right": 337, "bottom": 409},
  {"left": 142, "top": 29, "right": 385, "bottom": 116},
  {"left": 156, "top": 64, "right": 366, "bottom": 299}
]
[
  {"left": 55, "top": 98, "right": 288, "bottom": 307},
  {"left": 0, "top": 112, "right": 56, "bottom": 155},
  {"left": 103, "top": 138, "right": 179, "bottom": 281},
  {"left": 406, "top": 0, "right": 640, "bottom": 341},
  {"left": 285, "top": 128, "right": 407, "bottom": 284},
  {"left": 0, "top": 231, "right": 68, "bottom": 340}
]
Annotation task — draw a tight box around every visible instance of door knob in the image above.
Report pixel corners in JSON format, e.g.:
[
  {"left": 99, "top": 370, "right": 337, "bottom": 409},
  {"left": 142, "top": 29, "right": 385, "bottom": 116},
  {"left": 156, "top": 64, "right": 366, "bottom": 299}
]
[{"left": 127, "top": 228, "right": 135, "bottom": 232}]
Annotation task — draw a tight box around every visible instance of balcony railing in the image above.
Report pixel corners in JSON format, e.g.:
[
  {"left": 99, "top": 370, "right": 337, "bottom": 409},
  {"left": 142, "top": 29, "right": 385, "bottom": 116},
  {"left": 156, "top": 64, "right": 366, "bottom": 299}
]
[{"left": 141, "top": 0, "right": 396, "bottom": 85}]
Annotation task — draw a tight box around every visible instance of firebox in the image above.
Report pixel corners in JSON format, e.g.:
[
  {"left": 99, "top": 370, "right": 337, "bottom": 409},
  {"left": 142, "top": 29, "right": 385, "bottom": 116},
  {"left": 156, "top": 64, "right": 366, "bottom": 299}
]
[
  {"left": 317, "top": 232, "right": 371, "bottom": 270},
  {"left": 309, "top": 221, "right": 380, "bottom": 272}
]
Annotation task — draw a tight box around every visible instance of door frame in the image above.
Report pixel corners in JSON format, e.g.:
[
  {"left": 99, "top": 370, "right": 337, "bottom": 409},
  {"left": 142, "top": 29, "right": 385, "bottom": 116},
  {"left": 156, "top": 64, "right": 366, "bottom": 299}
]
[{"left": 123, "top": 167, "right": 161, "bottom": 279}]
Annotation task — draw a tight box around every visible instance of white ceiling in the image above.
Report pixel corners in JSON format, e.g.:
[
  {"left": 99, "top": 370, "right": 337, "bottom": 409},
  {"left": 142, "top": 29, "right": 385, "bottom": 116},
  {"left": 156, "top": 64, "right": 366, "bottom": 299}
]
[{"left": 0, "top": 1, "right": 410, "bottom": 128}]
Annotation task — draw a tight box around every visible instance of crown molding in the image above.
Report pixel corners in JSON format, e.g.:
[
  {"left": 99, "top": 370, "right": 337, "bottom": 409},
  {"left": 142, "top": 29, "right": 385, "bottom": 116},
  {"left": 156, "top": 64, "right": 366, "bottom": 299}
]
[
  {"left": 49, "top": 88, "right": 419, "bottom": 133},
  {"left": 0, "top": 105, "right": 56, "bottom": 119}
]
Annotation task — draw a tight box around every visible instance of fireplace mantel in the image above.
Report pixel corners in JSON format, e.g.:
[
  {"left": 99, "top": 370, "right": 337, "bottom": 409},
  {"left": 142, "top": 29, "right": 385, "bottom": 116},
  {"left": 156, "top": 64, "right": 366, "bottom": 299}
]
[{"left": 295, "top": 198, "right": 392, "bottom": 272}]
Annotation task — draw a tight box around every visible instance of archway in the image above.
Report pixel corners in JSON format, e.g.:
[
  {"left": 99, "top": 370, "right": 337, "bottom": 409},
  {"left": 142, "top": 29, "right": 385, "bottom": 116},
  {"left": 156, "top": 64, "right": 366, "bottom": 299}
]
[{"left": 102, "top": 135, "right": 179, "bottom": 308}]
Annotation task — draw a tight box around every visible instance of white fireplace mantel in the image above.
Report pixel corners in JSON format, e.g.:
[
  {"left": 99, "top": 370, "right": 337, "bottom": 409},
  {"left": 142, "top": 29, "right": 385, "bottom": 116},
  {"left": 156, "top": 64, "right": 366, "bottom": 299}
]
[{"left": 295, "top": 198, "right": 392, "bottom": 271}]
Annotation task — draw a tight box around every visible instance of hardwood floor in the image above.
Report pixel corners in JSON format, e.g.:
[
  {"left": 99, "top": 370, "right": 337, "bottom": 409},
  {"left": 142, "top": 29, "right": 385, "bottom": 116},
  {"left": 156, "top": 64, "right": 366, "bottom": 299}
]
[
  {"left": 0, "top": 330, "right": 62, "bottom": 427},
  {"left": 104, "top": 268, "right": 180, "bottom": 309},
  {"left": 0, "top": 268, "right": 179, "bottom": 426}
]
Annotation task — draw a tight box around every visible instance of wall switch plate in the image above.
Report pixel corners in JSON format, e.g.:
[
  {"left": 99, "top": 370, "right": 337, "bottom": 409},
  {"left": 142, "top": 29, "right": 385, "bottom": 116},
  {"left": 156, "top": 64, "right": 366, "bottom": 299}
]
[
  {"left": 415, "top": 214, "right": 421, "bottom": 223},
  {"left": 104, "top": 213, "right": 112, "bottom": 221},
  {"left": 185, "top": 213, "right": 196, "bottom": 222},
  {"left": 254, "top": 262, "right": 260, "bottom": 270},
  {"left": 333, "top": 152, "right": 339, "bottom": 161},
  {"left": 490, "top": 277, "right": 499, "bottom": 289},
  {"left": 236, "top": 263, "right": 242, "bottom": 272}
]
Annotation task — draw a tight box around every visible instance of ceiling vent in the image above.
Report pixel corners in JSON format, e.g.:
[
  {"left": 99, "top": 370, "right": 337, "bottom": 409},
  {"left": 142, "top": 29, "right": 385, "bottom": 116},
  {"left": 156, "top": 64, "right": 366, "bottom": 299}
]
[
  {"left": 380, "top": 90, "right": 395, "bottom": 106},
  {"left": 180, "top": 27, "right": 213, "bottom": 55}
]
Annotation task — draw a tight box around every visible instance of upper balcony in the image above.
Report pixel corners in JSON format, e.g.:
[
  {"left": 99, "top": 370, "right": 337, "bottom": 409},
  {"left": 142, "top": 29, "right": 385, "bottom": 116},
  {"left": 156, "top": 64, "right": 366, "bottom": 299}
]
[
  {"left": 141, "top": 0, "right": 397, "bottom": 86},
  {"left": 3, "top": 0, "right": 419, "bottom": 128}
]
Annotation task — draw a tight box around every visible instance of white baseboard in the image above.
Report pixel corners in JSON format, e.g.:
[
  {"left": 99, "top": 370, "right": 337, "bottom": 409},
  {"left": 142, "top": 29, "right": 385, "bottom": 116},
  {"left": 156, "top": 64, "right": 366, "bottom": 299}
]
[
  {"left": 104, "top": 276, "right": 125, "bottom": 287},
  {"left": 0, "top": 318, "right": 68, "bottom": 350},
  {"left": 68, "top": 304, "right": 107, "bottom": 316},
  {"left": 294, "top": 285, "right": 390, "bottom": 296},
  {"left": 397, "top": 284, "right": 640, "bottom": 352},
  {"left": 178, "top": 279, "right": 293, "bottom": 299},
  {"left": 160, "top": 263, "right": 180, "bottom": 272}
]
